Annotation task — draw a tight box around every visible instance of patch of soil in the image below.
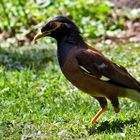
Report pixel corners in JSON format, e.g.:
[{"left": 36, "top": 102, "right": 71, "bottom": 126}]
[{"left": 112, "top": 0, "right": 140, "bottom": 8}]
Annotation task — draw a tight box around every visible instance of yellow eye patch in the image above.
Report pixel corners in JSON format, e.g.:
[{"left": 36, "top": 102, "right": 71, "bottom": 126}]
[
  {"left": 33, "top": 21, "right": 63, "bottom": 41},
  {"left": 51, "top": 21, "right": 62, "bottom": 30},
  {"left": 42, "top": 21, "right": 62, "bottom": 35}
]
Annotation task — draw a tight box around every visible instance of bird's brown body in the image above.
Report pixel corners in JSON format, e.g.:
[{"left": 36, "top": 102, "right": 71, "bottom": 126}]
[
  {"left": 62, "top": 47, "right": 125, "bottom": 98},
  {"left": 34, "top": 16, "right": 140, "bottom": 124}
]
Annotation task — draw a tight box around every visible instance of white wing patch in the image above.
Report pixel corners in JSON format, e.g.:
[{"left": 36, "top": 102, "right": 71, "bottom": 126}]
[
  {"left": 80, "top": 65, "right": 90, "bottom": 73},
  {"left": 80, "top": 65, "right": 110, "bottom": 81},
  {"left": 98, "top": 63, "right": 107, "bottom": 68},
  {"left": 100, "top": 76, "right": 110, "bottom": 81}
]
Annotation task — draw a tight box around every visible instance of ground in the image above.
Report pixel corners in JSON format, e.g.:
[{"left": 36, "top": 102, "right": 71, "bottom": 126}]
[{"left": 0, "top": 43, "right": 140, "bottom": 139}]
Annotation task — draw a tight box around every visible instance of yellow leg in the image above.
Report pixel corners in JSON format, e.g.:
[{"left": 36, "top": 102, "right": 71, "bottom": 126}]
[{"left": 90, "top": 105, "right": 107, "bottom": 124}]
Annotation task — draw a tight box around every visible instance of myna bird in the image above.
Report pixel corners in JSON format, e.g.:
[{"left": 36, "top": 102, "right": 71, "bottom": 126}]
[{"left": 34, "top": 16, "right": 140, "bottom": 124}]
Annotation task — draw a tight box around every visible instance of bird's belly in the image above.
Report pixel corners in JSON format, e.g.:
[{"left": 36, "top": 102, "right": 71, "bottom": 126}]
[{"left": 62, "top": 63, "right": 120, "bottom": 97}]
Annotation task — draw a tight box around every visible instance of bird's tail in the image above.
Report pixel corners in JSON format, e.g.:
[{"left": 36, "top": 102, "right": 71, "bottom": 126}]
[{"left": 125, "top": 89, "right": 140, "bottom": 102}]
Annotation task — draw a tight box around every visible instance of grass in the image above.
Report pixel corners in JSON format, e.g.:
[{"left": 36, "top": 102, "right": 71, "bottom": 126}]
[{"left": 0, "top": 43, "right": 140, "bottom": 139}]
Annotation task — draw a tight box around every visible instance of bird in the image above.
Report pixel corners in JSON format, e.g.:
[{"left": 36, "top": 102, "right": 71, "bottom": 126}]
[{"left": 33, "top": 16, "right": 140, "bottom": 124}]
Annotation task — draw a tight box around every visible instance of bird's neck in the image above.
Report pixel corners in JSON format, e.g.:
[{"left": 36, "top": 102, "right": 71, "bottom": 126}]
[
  {"left": 57, "top": 31, "right": 84, "bottom": 45},
  {"left": 57, "top": 34, "right": 87, "bottom": 68},
  {"left": 57, "top": 42, "right": 73, "bottom": 68}
]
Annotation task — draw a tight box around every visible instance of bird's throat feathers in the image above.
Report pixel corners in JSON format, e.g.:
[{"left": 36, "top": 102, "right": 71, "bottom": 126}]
[{"left": 57, "top": 43, "right": 74, "bottom": 68}]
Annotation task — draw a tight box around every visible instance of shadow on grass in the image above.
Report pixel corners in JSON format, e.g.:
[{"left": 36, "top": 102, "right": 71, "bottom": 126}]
[
  {"left": 0, "top": 46, "right": 55, "bottom": 70},
  {"left": 86, "top": 118, "right": 137, "bottom": 135}
]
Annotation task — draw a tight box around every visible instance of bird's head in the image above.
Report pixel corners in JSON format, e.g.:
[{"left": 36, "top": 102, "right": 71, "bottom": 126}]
[{"left": 34, "top": 16, "right": 81, "bottom": 42}]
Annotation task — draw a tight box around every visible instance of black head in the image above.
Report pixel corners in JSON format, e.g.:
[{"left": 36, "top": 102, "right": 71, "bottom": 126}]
[{"left": 34, "top": 16, "right": 81, "bottom": 42}]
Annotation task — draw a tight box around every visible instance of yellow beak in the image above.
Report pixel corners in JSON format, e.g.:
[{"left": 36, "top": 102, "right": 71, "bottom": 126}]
[{"left": 33, "top": 30, "right": 51, "bottom": 41}]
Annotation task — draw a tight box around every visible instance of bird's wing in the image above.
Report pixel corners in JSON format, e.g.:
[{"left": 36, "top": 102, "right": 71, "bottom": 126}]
[{"left": 76, "top": 48, "right": 140, "bottom": 91}]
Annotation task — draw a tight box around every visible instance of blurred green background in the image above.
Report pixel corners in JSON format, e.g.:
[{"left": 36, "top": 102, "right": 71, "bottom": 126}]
[
  {"left": 0, "top": 0, "right": 140, "bottom": 139},
  {"left": 1, "top": 0, "right": 140, "bottom": 47}
]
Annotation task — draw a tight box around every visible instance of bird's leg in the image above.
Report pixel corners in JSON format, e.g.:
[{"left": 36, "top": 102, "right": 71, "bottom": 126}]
[
  {"left": 90, "top": 97, "right": 107, "bottom": 124},
  {"left": 90, "top": 105, "right": 107, "bottom": 124},
  {"left": 109, "top": 97, "right": 120, "bottom": 113}
]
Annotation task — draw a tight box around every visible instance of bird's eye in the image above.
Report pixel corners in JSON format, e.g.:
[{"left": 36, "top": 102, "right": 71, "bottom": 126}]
[{"left": 50, "top": 22, "right": 56, "bottom": 29}]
